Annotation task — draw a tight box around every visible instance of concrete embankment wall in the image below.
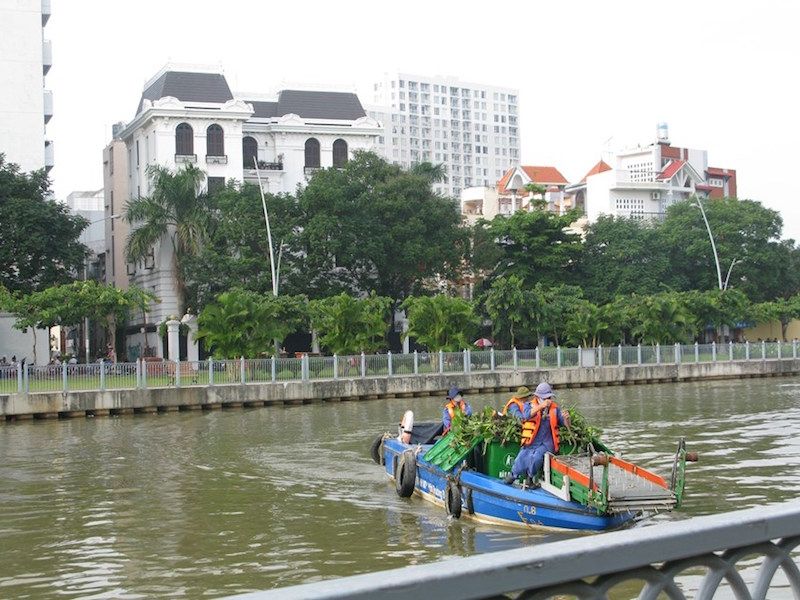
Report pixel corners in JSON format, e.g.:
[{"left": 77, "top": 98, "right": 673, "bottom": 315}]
[{"left": 2, "top": 359, "right": 799, "bottom": 422}]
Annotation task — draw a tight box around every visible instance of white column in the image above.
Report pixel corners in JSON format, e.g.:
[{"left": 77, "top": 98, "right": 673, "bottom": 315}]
[
  {"left": 166, "top": 318, "right": 181, "bottom": 362},
  {"left": 181, "top": 313, "right": 199, "bottom": 363}
]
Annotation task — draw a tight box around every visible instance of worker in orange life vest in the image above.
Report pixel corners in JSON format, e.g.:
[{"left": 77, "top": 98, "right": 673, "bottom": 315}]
[
  {"left": 501, "top": 386, "right": 533, "bottom": 419},
  {"left": 503, "top": 382, "right": 570, "bottom": 487},
  {"left": 442, "top": 387, "right": 472, "bottom": 434}
]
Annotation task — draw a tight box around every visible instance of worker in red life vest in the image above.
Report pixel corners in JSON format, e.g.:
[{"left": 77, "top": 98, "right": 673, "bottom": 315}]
[
  {"left": 442, "top": 387, "right": 472, "bottom": 434},
  {"left": 501, "top": 386, "right": 532, "bottom": 419},
  {"left": 503, "top": 382, "right": 570, "bottom": 487}
]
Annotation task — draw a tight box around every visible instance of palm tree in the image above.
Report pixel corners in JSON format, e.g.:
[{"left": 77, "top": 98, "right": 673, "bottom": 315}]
[
  {"left": 410, "top": 162, "right": 447, "bottom": 184},
  {"left": 124, "top": 164, "right": 208, "bottom": 315}
]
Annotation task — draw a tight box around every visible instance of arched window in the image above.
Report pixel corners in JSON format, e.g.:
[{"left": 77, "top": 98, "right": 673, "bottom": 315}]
[
  {"left": 304, "top": 138, "right": 320, "bottom": 168},
  {"left": 207, "top": 124, "right": 224, "bottom": 156},
  {"left": 332, "top": 139, "right": 348, "bottom": 168},
  {"left": 242, "top": 136, "right": 258, "bottom": 168},
  {"left": 176, "top": 123, "right": 193, "bottom": 156}
]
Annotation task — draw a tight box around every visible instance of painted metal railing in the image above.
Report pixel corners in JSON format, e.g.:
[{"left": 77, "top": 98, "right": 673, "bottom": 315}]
[
  {"left": 223, "top": 500, "right": 800, "bottom": 600},
  {"left": 1, "top": 340, "right": 798, "bottom": 396}
]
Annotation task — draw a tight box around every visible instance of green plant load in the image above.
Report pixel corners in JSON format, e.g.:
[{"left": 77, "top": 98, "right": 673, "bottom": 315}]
[{"left": 448, "top": 404, "right": 603, "bottom": 454}]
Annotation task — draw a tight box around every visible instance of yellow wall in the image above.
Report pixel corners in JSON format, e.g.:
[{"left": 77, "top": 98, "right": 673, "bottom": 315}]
[{"left": 743, "top": 319, "right": 800, "bottom": 341}]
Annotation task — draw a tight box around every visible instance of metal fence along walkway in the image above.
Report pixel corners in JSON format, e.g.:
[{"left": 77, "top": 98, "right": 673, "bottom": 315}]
[
  {"left": 224, "top": 501, "right": 800, "bottom": 600},
  {"left": 1, "top": 341, "right": 798, "bottom": 396}
]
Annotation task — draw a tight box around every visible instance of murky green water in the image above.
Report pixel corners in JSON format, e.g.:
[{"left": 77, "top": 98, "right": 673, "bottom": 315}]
[{"left": 1, "top": 377, "right": 799, "bottom": 598}]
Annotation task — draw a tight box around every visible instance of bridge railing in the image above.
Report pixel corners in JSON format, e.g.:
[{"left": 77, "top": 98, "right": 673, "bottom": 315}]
[
  {"left": 223, "top": 500, "right": 800, "bottom": 600},
  {"left": 3, "top": 340, "right": 798, "bottom": 395}
]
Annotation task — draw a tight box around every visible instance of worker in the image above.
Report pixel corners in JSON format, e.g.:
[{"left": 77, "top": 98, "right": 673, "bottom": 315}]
[
  {"left": 501, "top": 385, "right": 532, "bottom": 419},
  {"left": 442, "top": 386, "right": 472, "bottom": 434}
]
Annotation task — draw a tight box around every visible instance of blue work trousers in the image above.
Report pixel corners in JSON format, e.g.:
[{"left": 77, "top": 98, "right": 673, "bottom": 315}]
[{"left": 511, "top": 443, "right": 553, "bottom": 479}]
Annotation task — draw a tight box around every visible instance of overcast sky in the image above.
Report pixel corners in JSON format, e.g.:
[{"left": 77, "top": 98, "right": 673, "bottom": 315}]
[{"left": 48, "top": 0, "right": 800, "bottom": 239}]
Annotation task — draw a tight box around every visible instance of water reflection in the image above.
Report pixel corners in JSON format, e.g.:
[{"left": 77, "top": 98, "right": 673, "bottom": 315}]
[{"left": 0, "top": 377, "right": 798, "bottom": 597}]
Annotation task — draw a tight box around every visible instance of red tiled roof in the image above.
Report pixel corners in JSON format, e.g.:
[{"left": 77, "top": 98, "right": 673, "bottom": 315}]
[
  {"left": 695, "top": 183, "right": 714, "bottom": 190},
  {"left": 579, "top": 159, "right": 612, "bottom": 183},
  {"left": 706, "top": 166, "right": 735, "bottom": 177},
  {"left": 656, "top": 159, "right": 685, "bottom": 181},
  {"left": 497, "top": 166, "right": 568, "bottom": 193}
]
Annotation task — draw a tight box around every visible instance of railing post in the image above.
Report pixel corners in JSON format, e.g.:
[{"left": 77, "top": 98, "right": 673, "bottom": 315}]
[
  {"left": 439, "top": 350, "right": 444, "bottom": 374},
  {"left": 746, "top": 341, "right": 750, "bottom": 360},
  {"left": 271, "top": 355, "right": 276, "bottom": 382},
  {"left": 777, "top": 341, "right": 782, "bottom": 359},
  {"left": 240, "top": 356, "right": 246, "bottom": 384},
  {"left": 675, "top": 343, "right": 681, "bottom": 365},
  {"left": 388, "top": 351, "right": 393, "bottom": 376},
  {"left": 142, "top": 359, "right": 147, "bottom": 389},
  {"left": 490, "top": 347, "right": 495, "bottom": 371},
  {"left": 301, "top": 354, "right": 309, "bottom": 382},
  {"left": 209, "top": 357, "right": 214, "bottom": 385},
  {"left": 63, "top": 360, "right": 68, "bottom": 392},
  {"left": 512, "top": 347, "right": 518, "bottom": 370},
  {"left": 637, "top": 343, "right": 642, "bottom": 365},
  {"left": 24, "top": 363, "right": 29, "bottom": 393},
  {"left": 17, "top": 362, "right": 23, "bottom": 393},
  {"left": 413, "top": 350, "right": 419, "bottom": 375},
  {"left": 361, "top": 352, "right": 366, "bottom": 378},
  {"left": 557, "top": 346, "right": 562, "bottom": 368},
  {"left": 761, "top": 340, "right": 766, "bottom": 361},
  {"left": 535, "top": 346, "right": 540, "bottom": 368},
  {"left": 794, "top": 339, "right": 798, "bottom": 359},
  {"left": 618, "top": 344, "right": 622, "bottom": 366},
  {"left": 729, "top": 340, "right": 734, "bottom": 361},
  {"left": 711, "top": 342, "right": 717, "bottom": 362},
  {"left": 464, "top": 349, "right": 470, "bottom": 374},
  {"left": 598, "top": 344, "right": 603, "bottom": 367},
  {"left": 578, "top": 346, "right": 582, "bottom": 367},
  {"left": 695, "top": 342, "right": 699, "bottom": 363},
  {"left": 333, "top": 354, "right": 339, "bottom": 380},
  {"left": 175, "top": 359, "right": 181, "bottom": 387},
  {"left": 655, "top": 343, "right": 661, "bottom": 364},
  {"left": 99, "top": 359, "right": 106, "bottom": 391}
]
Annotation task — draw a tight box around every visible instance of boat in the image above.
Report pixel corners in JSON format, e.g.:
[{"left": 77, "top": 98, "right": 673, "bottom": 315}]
[{"left": 370, "top": 417, "right": 695, "bottom": 532}]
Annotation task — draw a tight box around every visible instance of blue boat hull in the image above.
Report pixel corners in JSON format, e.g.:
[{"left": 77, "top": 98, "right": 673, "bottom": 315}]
[{"left": 383, "top": 438, "right": 635, "bottom": 532}]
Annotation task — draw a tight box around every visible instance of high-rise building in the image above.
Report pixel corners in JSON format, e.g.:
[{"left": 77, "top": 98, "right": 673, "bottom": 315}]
[
  {"left": 368, "top": 73, "right": 520, "bottom": 197},
  {"left": 0, "top": 0, "right": 53, "bottom": 173}
]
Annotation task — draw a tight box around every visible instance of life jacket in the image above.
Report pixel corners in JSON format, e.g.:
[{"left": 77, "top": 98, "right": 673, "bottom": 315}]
[
  {"left": 520, "top": 401, "right": 560, "bottom": 451},
  {"left": 502, "top": 397, "right": 525, "bottom": 416},
  {"left": 443, "top": 399, "right": 467, "bottom": 434}
]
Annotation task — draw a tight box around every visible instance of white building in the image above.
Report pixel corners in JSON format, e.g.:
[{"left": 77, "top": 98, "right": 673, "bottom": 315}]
[
  {"left": 566, "top": 124, "right": 738, "bottom": 222},
  {"left": 368, "top": 73, "right": 520, "bottom": 197},
  {"left": 0, "top": 0, "right": 53, "bottom": 173},
  {"left": 111, "top": 65, "right": 381, "bottom": 355}
]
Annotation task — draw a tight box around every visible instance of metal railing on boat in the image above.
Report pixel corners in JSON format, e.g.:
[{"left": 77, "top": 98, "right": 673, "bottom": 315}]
[{"left": 223, "top": 500, "right": 800, "bottom": 600}]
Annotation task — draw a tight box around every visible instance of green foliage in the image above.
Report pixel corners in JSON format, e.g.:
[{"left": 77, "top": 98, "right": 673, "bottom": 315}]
[
  {"left": 559, "top": 407, "right": 603, "bottom": 452},
  {"left": 0, "top": 155, "right": 88, "bottom": 294},
  {"left": 125, "top": 164, "right": 209, "bottom": 313},
  {"left": 483, "top": 275, "right": 529, "bottom": 347},
  {"left": 449, "top": 406, "right": 521, "bottom": 449},
  {"left": 402, "top": 294, "right": 478, "bottom": 352},
  {"left": 196, "top": 290, "right": 308, "bottom": 358},
  {"left": 750, "top": 295, "right": 800, "bottom": 341},
  {"left": 628, "top": 292, "right": 693, "bottom": 344},
  {"left": 308, "top": 292, "right": 391, "bottom": 355}
]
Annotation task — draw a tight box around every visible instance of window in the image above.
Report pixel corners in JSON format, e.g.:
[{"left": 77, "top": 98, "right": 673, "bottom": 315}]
[
  {"left": 304, "top": 138, "right": 321, "bottom": 168},
  {"left": 206, "top": 124, "right": 224, "bottom": 156},
  {"left": 207, "top": 176, "right": 225, "bottom": 195},
  {"left": 332, "top": 139, "right": 348, "bottom": 167},
  {"left": 242, "top": 136, "right": 258, "bottom": 168},
  {"left": 176, "top": 123, "right": 194, "bottom": 155}
]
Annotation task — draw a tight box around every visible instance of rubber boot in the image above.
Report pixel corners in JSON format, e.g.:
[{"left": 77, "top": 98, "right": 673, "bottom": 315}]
[{"left": 503, "top": 473, "right": 516, "bottom": 485}]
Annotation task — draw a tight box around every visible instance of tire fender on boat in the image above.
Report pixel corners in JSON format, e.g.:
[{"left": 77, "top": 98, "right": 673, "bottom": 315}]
[
  {"left": 445, "top": 480, "right": 462, "bottom": 519},
  {"left": 465, "top": 487, "right": 474, "bottom": 515},
  {"left": 395, "top": 450, "right": 417, "bottom": 497},
  {"left": 370, "top": 433, "right": 386, "bottom": 465}
]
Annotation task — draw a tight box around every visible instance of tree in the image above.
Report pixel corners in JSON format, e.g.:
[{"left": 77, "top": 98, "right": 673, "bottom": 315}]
[
  {"left": 298, "top": 151, "right": 467, "bottom": 300},
  {"left": 308, "top": 292, "right": 391, "bottom": 355},
  {"left": 195, "top": 290, "right": 308, "bottom": 359},
  {"left": 750, "top": 296, "right": 800, "bottom": 341},
  {"left": 564, "top": 300, "right": 613, "bottom": 348},
  {"left": 629, "top": 292, "right": 693, "bottom": 344},
  {"left": 0, "top": 155, "right": 88, "bottom": 294},
  {"left": 482, "top": 209, "right": 583, "bottom": 289},
  {"left": 402, "top": 295, "right": 479, "bottom": 353},
  {"left": 683, "top": 289, "right": 750, "bottom": 341},
  {"left": 125, "top": 164, "right": 209, "bottom": 314},
  {"left": 482, "top": 275, "right": 530, "bottom": 348}
]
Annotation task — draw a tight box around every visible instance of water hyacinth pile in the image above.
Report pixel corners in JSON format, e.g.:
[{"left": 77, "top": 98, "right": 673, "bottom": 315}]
[{"left": 449, "top": 404, "right": 602, "bottom": 454}]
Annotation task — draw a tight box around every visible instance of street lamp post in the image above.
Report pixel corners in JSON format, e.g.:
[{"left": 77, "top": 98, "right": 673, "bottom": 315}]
[
  {"left": 83, "top": 213, "right": 120, "bottom": 362},
  {"left": 693, "top": 196, "right": 724, "bottom": 291}
]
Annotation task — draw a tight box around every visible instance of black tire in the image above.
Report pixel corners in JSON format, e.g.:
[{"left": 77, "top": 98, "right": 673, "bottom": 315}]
[
  {"left": 465, "top": 487, "right": 474, "bottom": 515},
  {"left": 445, "top": 480, "right": 462, "bottom": 519},
  {"left": 395, "top": 450, "right": 417, "bottom": 498},
  {"left": 370, "top": 434, "right": 385, "bottom": 465}
]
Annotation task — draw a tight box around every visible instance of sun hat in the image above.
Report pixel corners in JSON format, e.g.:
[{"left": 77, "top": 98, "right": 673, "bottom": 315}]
[
  {"left": 534, "top": 382, "right": 554, "bottom": 399},
  {"left": 514, "top": 386, "right": 532, "bottom": 398},
  {"left": 447, "top": 386, "right": 462, "bottom": 399}
]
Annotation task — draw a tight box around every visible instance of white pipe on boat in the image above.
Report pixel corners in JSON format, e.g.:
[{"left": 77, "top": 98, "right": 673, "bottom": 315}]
[{"left": 398, "top": 410, "right": 414, "bottom": 444}]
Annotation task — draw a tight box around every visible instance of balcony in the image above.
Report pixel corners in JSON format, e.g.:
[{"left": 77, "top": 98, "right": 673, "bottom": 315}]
[
  {"left": 304, "top": 166, "right": 322, "bottom": 178},
  {"left": 244, "top": 160, "right": 283, "bottom": 171},
  {"left": 42, "top": 0, "right": 51, "bottom": 25},
  {"left": 42, "top": 39, "right": 52, "bottom": 75},
  {"left": 205, "top": 154, "right": 228, "bottom": 165},
  {"left": 43, "top": 90, "right": 53, "bottom": 123},
  {"left": 44, "top": 140, "right": 54, "bottom": 172},
  {"left": 175, "top": 154, "right": 197, "bottom": 164}
]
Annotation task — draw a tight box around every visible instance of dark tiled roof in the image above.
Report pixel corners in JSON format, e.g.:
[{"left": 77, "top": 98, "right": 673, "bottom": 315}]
[
  {"left": 245, "top": 90, "right": 366, "bottom": 120},
  {"left": 136, "top": 71, "right": 233, "bottom": 115}
]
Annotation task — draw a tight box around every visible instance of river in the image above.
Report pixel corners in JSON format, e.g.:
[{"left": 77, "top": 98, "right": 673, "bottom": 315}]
[{"left": 1, "top": 377, "right": 799, "bottom": 598}]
